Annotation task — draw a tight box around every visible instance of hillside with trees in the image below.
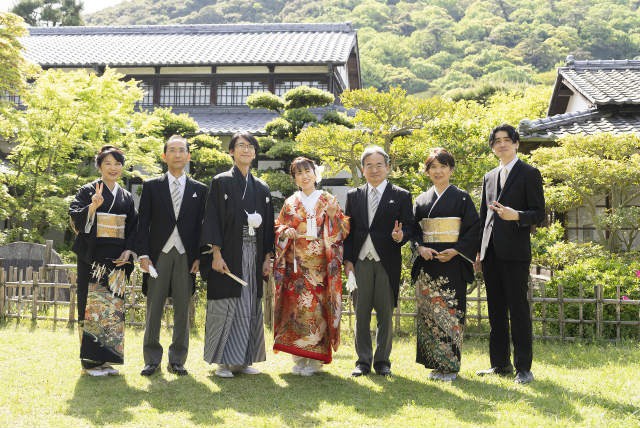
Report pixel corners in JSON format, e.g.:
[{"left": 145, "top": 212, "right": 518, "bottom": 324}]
[{"left": 84, "top": 0, "right": 640, "bottom": 99}]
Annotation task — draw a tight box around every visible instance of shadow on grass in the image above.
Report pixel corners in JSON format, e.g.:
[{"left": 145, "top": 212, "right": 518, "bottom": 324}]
[
  {"left": 66, "top": 373, "right": 224, "bottom": 426},
  {"left": 453, "top": 376, "right": 637, "bottom": 423},
  {"left": 206, "top": 371, "right": 499, "bottom": 426}
]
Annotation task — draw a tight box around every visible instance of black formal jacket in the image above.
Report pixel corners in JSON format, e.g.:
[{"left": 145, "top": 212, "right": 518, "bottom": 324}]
[
  {"left": 135, "top": 174, "right": 208, "bottom": 295},
  {"left": 343, "top": 181, "right": 413, "bottom": 306},
  {"left": 479, "top": 159, "right": 545, "bottom": 262},
  {"left": 200, "top": 167, "right": 275, "bottom": 300}
]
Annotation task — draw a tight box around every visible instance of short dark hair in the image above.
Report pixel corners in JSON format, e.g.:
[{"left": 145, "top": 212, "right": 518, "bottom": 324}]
[
  {"left": 289, "top": 156, "right": 316, "bottom": 178},
  {"left": 489, "top": 124, "right": 519, "bottom": 147},
  {"left": 425, "top": 148, "right": 455, "bottom": 171},
  {"left": 229, "top": 131, "right": 260, "bottom": 152},
  {"left": 163, "top": 134, "right": 190, "bottom": 153},
  {"left": 95, "top": 145, "right": 125, "bottom": 168},
  {"left": 361, "top": 145, "right": 390, "bottom": 167}
]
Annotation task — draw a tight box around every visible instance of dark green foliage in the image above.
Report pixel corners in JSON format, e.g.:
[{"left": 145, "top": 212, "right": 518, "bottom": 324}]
[
  {"left": 12, "top": 0, "right": 84, "bottom": 26},
  {"left": 188, "top": 134, "right": 233, "bottom": 183},
  {"left": 321, "top": 111, "right": 354, "bottom": 128},
  {"left": 283, "top": 86, "right": 334, "bottom": 109},
  {"left": 86, "top": 0, "right": 640, "bottom": 96},
  {"left": 531, "top": 222, "right": 640, "bottom": 340},
  {"left": 151, "top": 108, "right": 199, "bottom": 139},
  {"left": 247, "top": 91, "right": 285, "bottom": 112}
]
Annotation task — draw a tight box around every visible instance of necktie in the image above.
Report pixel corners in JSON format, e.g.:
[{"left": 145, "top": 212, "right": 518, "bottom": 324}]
[
  {"left": 500, "top": 167, "right": 508, "bottom": 191},
  {"left": 369, "top": 187, "right": 379, "bottom": 225},
  {"left": 171, "top": 180, "right": 182, "bottom": 215}
]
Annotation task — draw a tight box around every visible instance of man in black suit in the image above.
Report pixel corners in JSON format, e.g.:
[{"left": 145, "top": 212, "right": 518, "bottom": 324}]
[
  {"left": 344, "top": 146, "right": 413, "bottom": 377},
  {"left": 136, "top": 135, "right": 208, "bottom": 376},
  {"left": 477, "top": 124, "right": 545, "bottom": 384}
]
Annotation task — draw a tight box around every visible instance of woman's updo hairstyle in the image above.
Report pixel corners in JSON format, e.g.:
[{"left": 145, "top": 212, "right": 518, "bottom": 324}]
[{"left": 95, "top": 145, "right": 125, "bottom": 168}]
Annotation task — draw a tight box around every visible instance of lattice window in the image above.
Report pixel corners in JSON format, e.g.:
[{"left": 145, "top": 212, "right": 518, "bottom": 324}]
[
  {"left": 133, "top": 81, "right": 155, "bottom": 108},
  {"left": 216, "top": 81, "right": 268, "bottom": 106},
  {"left": 0, "top": 91, "right": 22, "bottom": 106},
  {"left": 159, "top": 81, "right": 211, "bottom": 106},
  {"left": 275, "top": 80, "right": 329, "bottom": 97}
]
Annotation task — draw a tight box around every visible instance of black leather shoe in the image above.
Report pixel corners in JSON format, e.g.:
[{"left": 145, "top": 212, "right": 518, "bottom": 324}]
[
  {"left": 140, "top": 364, "right": 159, "bottom": 376},
  {"left": 351, "top": 364, "right": 370, "bottom": 377},
  {"left": 167, "top": 363, "right": 188, "bottom": 376},
  {"left": 376, "top": 365, "right": 392, "bottom": 377},
  {"left": 476, "top": 365, "right": 514, "bottom": 376},
  {"left": 514, "top": 370, "right": 534, "bottom": 384}
]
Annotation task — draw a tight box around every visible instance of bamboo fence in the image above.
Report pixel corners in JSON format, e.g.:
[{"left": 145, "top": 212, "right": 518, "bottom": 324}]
[{"left": 1, "top": 249, "right": 639, "bottom": 341}]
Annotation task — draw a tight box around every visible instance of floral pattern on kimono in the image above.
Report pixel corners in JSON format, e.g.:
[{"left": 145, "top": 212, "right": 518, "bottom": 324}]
[
  {"left": 80, "top": 266, "right": 127, "bottom": 364},
  {"left": 273, "top": 191, "right": 349, "bottom": 363},
  {"left": 415, "top": 272, "right": 464, "bottom": 373}
]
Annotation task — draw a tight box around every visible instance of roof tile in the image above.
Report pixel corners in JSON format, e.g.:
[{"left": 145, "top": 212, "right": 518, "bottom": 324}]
[
  {"left": 519, "top": 109, "right": 640, "bottom": 139},
  {"left": 22, "top": 23, "right": 357, "bottom": 67}
]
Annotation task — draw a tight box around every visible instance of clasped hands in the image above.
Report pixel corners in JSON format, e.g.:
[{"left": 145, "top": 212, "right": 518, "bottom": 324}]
[
  {"left": 489, "top": 201, "right": 519, "bottom": 221},
  {"left": 418, "top": 246, "right": 458, "bottom": 263}
]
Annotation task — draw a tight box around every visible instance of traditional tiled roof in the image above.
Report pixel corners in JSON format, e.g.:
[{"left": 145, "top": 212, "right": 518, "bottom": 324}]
[
  {"left": 22, "top": 23, "right": 357, "bottom": 67},
  {"left": 558, "top": 58, "right": 640, "bottom": 106},
  {"left": 519, "top": 108, "right": 640, "bottom": 140},
  {"left": 173, "top": 107, "right": 278, "bottom": 135}
]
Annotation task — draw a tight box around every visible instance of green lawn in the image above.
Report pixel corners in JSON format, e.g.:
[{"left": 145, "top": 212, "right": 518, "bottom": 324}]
[{"left": 1, "top": 321, "right": 638, "bottom": 427}]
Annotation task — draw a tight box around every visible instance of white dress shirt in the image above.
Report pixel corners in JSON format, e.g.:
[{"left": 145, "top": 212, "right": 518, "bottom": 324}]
[
  {"left": 161, "top": 172, "right": 186, "bottom": 254},
  {"left": 358, "top": 180, "right": 388, "bottom": 261}
]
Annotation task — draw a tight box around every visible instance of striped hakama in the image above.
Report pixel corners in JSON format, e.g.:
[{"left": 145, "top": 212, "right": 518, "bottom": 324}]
[{"left": 204, "top": 228, "right": 266, "bottom": 365}]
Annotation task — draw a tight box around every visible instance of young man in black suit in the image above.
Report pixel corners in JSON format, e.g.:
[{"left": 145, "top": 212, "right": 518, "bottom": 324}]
[
  {"left": 344, "top": 146, "right": 413, "bottom": 377},
  {"left": 136, "top": 135, "right": 208, "bottom": 376},
  {"left": 476, "top": 124, "right": 545, "bottom": 384}
]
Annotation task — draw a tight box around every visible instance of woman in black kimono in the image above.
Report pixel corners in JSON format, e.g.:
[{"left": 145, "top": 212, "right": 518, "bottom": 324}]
[
  {"left": 69, "top": 145, "right": 137, "bottom": 376},
  {"left": 200, "top": 131, "right": 275, "bottom": 378},
  {"left": 411, "top": 148, "right": 480, "bottom": 382}
]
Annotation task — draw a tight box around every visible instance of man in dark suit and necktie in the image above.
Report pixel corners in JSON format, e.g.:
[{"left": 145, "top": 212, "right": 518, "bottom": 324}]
[
  {"left": 476, "top": 124, "right": 545, "bottom": 384},
  {"left": 344, "top": 146, "right": 413, "bottom": 377},
  {"left": 136, "top": 134, "right": 208, "bottom": 376}
]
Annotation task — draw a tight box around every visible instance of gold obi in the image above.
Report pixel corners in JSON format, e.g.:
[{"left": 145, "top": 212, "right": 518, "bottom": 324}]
[
  {"left": 420, "top": 217, "right": 461, "bottom": 243},
  {"left": 96, "top": 213, "right": 126, "bottom": 239}
]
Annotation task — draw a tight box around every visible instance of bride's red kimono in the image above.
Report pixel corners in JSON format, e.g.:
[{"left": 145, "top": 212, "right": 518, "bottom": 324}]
[{"left": 273, "top": 190, "right": 349, "bottom": 363}]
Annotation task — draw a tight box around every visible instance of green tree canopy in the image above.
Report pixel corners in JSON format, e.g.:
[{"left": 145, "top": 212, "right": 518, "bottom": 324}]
[{"left": 530, "top": 133, "right": 640, "bottom": 251}]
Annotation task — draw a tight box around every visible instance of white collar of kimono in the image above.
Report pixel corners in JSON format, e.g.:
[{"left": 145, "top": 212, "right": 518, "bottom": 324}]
[
  {"left": 101, "top": 181, "right": 120, "bottom": 213},
  {"left": 434, "top": 184, "right": 451, "bottom": 198},
  {"left": 367, "top": 179, "right": 388, "bottom": 196},
  {"left": 166, "top": 172, "right": 186, "bottom": 187},
  {"left": 428, "top": 184, "right": 451, "bottom": 218},
  {"left": 103, "top": 181, "right": 120, "bottom": 197},
  {"left": 298, "top": 189, "right": 322, "bottom": 215}
]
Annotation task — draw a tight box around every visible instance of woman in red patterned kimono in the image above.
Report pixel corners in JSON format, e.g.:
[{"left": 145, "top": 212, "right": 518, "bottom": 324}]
[{"left": 273, "top": 157, "right": 350, "bottom": 376}]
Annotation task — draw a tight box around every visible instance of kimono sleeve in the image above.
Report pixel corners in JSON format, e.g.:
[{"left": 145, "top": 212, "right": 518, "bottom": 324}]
[
  {"left": 201, "top": 176, "right": 225, "bottom": 248},
  {"left": 263, "top": 188, "right": 275, "bottom": 256},
  {"left": 124, "top": 193, "right": 138, "bottom": 253},
  {"left": 453, "top": 194, "right": 481, "bottom": 263},
  {"left": 69, "top": 184, "right": 93, "bottom": 235}
]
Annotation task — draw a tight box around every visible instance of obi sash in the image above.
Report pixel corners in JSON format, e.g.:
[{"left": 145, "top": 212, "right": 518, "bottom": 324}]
[
  {"left": 96, "top": 213, "right": 126, "bottom": 239},
  {"left": 420, "top": 217, "right": 461, "bottom": 243}
]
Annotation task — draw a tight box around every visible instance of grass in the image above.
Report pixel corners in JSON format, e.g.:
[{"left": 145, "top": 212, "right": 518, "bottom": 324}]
[{"left": 0, "top": 320, "right": 639, "bottom": 428}]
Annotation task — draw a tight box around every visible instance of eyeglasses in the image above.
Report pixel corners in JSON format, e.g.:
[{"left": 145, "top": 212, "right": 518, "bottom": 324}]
[
  {"left": 236, "top": 143, "right": 255, "bottom": 152},
  {"left": 167, "top": 148, "right": 188, "bottom": 154}
]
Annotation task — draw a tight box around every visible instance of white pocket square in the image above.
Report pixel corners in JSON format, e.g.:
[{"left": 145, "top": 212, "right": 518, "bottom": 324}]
[
  {"left": 266, "top": 197, "right": 270, "bottom": 203},
  {"left": 389, "top": 199, "right": 395, "bottom": 203},
  {"left": 192, "top": 192, "right": 197, "bottom": 198}
]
